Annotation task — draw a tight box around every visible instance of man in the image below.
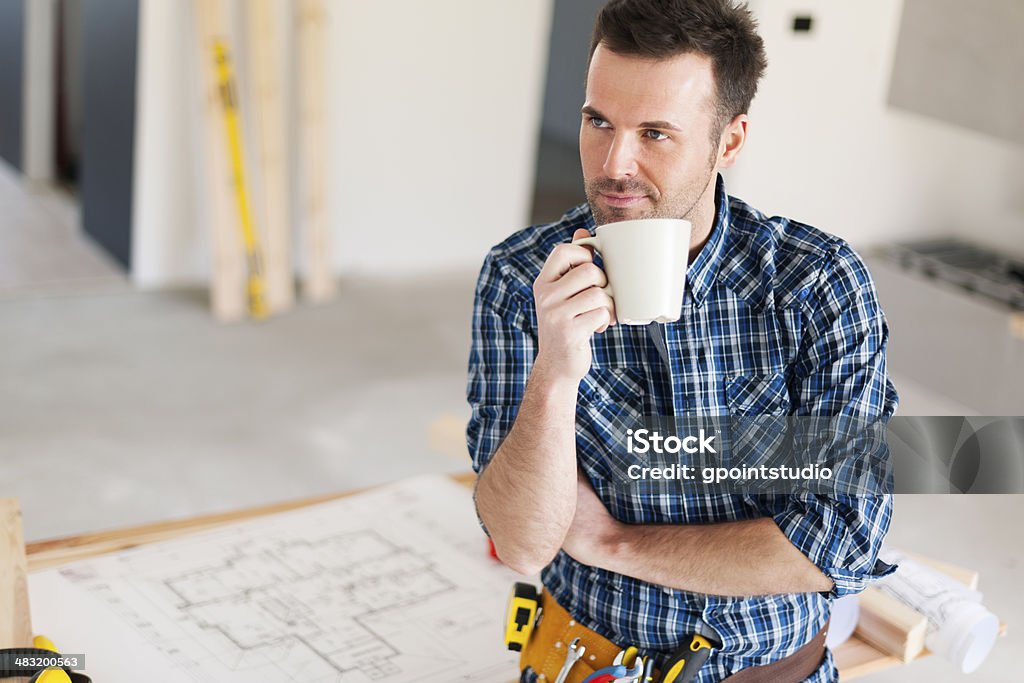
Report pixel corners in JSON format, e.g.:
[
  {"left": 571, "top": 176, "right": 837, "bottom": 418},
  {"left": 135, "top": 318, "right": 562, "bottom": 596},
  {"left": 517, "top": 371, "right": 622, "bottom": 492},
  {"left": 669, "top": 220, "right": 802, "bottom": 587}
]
[{"left": 467, "top": 0, "right": 898, "bottom": 680}]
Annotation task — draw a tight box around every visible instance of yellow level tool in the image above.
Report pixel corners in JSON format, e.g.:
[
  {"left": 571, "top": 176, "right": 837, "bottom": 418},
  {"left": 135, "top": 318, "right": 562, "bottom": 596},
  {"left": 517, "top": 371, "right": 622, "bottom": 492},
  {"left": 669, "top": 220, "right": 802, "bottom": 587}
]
[{"left": 211, "top": 39, "right": 268, "bottom": 320}]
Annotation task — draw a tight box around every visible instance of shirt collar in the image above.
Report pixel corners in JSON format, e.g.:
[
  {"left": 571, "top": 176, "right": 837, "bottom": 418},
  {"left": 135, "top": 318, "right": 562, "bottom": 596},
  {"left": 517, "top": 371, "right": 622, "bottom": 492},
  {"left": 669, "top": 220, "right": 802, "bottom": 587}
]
[{"left": 684, "top": 173, "right": 730, "bottom": 306}]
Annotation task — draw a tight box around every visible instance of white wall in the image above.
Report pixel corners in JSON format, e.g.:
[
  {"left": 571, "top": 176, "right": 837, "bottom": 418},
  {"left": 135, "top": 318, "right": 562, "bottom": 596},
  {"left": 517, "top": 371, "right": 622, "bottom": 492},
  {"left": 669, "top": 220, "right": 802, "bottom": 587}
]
[
  {"left": 132, "top": 0, "right": 204, "bottom": 286},
  {"left": 729, "top": 0, "right": 1024, "bottom": 255},
  {"left": 132, "top": 0, "right": 554, "bottom": 287}
]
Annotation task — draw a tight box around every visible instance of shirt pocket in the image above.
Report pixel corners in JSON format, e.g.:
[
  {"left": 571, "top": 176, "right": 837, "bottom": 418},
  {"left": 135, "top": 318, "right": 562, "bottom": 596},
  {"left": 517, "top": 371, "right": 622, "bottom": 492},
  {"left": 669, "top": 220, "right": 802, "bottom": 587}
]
[
  {"left": 578, "top": 366, "right": 647, "bottom": 407},
  {"left": 724, "top": 372, "right": 791, "bottom": 416}
]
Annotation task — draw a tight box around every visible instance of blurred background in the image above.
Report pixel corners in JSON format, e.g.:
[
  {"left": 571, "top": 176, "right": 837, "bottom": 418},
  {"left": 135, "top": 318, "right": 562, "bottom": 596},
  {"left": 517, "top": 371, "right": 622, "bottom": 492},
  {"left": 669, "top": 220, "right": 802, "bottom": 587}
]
[{"left": 0, "top": 1, "right": 1022, "bottom": 679}]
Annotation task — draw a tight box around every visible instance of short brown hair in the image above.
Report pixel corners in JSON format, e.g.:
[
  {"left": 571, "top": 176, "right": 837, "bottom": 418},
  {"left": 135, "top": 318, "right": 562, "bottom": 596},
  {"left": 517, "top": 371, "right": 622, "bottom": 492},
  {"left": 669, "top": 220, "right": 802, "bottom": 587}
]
[{"left": 589, "top": 0, "right": 767, "bottom": 134}]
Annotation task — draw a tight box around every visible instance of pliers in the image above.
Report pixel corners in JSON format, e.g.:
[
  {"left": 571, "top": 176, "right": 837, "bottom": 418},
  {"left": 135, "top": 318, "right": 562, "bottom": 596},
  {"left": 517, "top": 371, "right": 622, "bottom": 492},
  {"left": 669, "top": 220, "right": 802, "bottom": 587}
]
[{"left": 582, "top": 647, "right": 645, "bottom": 683}]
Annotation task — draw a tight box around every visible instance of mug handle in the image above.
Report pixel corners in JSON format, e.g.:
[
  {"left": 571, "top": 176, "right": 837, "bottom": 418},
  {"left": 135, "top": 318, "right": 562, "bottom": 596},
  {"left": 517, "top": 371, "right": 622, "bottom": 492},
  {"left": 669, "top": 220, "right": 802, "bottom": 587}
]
[{"left": 571, "top": 235, "right": 613, "bottom": 297}]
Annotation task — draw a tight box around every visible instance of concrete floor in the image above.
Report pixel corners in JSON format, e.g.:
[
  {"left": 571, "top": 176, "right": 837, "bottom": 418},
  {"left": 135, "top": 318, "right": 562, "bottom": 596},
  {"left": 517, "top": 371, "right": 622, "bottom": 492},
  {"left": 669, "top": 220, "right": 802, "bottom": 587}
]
[
  {"left": 0, "top": 276, "right": 478, "bottom": 542},
  {"left": 1, "top": 160, "right": 1021, "bottom": 681},
  {"left": 0, "top": 162, "right": 126, "bottom": 299}
]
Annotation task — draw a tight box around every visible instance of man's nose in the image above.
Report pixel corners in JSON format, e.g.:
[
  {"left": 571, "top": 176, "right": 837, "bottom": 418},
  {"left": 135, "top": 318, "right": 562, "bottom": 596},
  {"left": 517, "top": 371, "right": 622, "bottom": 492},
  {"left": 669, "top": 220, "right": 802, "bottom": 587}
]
[{"left": 602, "top": 133, "right": 639, "bottom": 179}]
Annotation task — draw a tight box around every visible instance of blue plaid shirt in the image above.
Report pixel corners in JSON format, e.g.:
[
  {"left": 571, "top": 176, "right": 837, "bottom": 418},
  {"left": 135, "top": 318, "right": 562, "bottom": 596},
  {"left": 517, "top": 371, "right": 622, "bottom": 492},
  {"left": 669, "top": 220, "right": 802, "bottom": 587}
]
[{"left": 467, "top": 175, "right": 898, "bottom": 682}]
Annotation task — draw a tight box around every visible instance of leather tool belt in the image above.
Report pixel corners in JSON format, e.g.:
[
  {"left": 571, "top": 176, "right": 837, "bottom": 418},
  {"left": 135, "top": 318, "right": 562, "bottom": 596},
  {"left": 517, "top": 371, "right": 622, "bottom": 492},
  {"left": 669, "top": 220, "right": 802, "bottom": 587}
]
[{"left": 520, "top": 589, "right": 828, "bottom": 683}]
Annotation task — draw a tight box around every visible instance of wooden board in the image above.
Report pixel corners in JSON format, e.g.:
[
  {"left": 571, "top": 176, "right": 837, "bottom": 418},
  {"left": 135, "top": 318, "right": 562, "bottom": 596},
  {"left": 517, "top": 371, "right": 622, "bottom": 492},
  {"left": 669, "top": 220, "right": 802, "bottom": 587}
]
[
  {"left": 1, "top": 498, "right": 32, "bottom": 650},
  {"left": 833, "top": 635, "right": 906, "bottom": 680},
  {"left": 194, "top": 0, "right": 247, "bottom": 321},
  {"left": 1011, "top": 313, "right": 1024, "bottom": 340},
  {"left": 855, "top": 587, "right": 928, "bottom": 662},
  {"left": 428, "top": 413, "right": 472, "bottom": 460},
  {"left": 843, "top": 553, "right": 1004, "bottom": 679},
  {"left": 296, "top": 0, "right": 336, "bottom": 302},
  {"left": 246, "top": 0, "right": 294, "bottom": 314},
  {"left": 854, "top": 552, "right": 983, "bottom": 662}
]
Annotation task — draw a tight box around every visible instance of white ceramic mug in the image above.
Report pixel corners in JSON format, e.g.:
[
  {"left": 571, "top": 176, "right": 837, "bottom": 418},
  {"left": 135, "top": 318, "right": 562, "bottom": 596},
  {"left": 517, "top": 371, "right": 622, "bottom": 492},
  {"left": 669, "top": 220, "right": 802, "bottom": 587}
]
[{"left": 572, "top": 218, "right": 692, "bottom": 325}]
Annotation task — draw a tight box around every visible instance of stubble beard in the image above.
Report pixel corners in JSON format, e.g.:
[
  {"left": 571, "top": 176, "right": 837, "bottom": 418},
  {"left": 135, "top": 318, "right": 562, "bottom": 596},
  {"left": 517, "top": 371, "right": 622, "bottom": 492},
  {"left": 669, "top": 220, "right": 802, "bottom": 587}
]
[{"left": 584, "top": 147, "right": 719, "bottom": 227}]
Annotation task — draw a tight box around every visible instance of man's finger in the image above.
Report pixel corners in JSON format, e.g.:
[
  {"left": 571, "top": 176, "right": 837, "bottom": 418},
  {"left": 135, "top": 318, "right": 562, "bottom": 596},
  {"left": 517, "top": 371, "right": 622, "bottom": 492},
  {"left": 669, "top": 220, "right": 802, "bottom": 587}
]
[
  {"left": 536, "top": 242, "right": 597, "bottom": 284},
  {"left": 545, "top": 263, "right": 608, "bottom": 302},
  {"left": 573, "top": 306, "right": 613, "bottom": 336}
]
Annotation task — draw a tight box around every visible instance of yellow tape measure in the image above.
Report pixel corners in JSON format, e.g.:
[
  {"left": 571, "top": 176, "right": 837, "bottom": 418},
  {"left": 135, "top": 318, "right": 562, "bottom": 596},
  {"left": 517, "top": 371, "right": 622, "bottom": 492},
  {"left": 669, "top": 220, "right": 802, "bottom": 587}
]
[
  {"left": 504, "top": 583, "right": 540, "bottom": 652},
  {"left": 30, "top": 635, "right": 73, "bottom": 683}
]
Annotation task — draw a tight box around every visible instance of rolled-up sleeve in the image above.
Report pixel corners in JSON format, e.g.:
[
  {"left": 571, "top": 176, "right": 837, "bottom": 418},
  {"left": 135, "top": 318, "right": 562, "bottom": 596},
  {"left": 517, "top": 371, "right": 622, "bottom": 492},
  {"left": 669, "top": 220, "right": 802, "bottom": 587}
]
[
  {"left": 780, "top": 242, "right": 899, "bottom": 598},
  {"left": 774, "top": 494, "right": 895, "bottom": 598},
  {"left": 466, "top": 251, "right": 536, "bottom": 475}
]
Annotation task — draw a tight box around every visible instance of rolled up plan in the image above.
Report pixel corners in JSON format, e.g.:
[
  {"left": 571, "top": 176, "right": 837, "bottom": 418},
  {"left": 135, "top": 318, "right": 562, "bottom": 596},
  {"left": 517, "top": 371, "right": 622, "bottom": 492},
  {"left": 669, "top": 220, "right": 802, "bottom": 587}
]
[
  {"left": 825, "top": 595, "right": 860, "bottom": 649},
  {"left": 876, "top": 549, "right": 999, "bottom": 673}
]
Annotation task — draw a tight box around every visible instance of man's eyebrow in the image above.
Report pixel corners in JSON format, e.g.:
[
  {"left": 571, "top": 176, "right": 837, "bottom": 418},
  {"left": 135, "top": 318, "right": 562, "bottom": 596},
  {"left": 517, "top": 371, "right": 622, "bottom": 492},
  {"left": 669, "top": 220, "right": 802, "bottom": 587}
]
[
  {"left": 580, "top": 105, "right": 681, "bottom": 131},
  {"left": 639, "top": 119, "right": 682, "bottom": 131}
]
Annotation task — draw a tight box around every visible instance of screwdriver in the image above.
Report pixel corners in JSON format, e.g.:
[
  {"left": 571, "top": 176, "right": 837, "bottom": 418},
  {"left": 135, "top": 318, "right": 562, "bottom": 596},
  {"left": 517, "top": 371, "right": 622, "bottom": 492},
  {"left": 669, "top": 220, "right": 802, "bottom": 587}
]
[{"left": 659, "top": 633, "right": 717, "bottom": 683}]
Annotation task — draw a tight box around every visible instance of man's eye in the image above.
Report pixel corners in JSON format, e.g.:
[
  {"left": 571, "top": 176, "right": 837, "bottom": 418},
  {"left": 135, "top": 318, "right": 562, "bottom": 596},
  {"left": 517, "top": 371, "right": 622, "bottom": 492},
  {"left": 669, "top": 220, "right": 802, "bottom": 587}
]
[
  {"left": 588, "top": 116, "right": 610, "bottom": 128},
  {"left": 644, "top": 130, "right": 669, "bottom": 141}
]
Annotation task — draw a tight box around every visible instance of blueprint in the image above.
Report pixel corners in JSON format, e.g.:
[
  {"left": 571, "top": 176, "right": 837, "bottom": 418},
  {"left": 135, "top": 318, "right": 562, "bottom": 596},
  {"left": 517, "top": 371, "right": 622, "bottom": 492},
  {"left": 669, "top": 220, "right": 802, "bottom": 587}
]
[{"left": 29, "top": 475, "right": 524, "bottom": 682}]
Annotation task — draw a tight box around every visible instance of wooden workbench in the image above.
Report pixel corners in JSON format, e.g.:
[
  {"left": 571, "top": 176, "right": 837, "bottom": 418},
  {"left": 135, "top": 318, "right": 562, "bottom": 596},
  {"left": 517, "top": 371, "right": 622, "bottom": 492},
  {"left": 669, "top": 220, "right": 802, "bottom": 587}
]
[{"left": 21, "top": 473, "right": 948, "bottom": 680}]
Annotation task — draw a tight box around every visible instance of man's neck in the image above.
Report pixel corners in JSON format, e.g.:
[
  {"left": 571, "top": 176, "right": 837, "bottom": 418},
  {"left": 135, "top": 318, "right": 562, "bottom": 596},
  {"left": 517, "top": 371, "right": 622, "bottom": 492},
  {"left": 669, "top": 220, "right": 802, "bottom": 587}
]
[{"left": 686, "top": 175, "right": 719, "bottom": 264}]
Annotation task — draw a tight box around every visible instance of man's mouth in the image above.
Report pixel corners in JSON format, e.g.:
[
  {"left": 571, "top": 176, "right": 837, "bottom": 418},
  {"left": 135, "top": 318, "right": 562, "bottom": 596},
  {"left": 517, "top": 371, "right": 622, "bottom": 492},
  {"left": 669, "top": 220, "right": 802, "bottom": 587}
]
[{"left": 600, "top": 193, "right": 648, "bottom": 208}]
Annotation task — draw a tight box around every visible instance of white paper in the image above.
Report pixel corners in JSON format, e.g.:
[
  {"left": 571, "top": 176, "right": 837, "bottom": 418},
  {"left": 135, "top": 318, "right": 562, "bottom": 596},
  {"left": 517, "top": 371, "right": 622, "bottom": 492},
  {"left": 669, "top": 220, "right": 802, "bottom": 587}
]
[{"left": 30, "top": 475, "right": 524, "bottom": 682}]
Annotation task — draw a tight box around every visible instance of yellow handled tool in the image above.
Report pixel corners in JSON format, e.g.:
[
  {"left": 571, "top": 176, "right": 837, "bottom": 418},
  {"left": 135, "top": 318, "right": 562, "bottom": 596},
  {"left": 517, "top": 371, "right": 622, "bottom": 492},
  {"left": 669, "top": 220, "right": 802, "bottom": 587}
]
[
  {"left": 659, "top": 633, "right": 717, "bottom": 683},
  {"left": 0, "top": 635, "right": 81, "bottom": 682},
  {"left": 31, "top": 635, "right": 73, "bottom": 683},
  {"left": 211, "top": 39, "right": 268, "bottom": 320}
]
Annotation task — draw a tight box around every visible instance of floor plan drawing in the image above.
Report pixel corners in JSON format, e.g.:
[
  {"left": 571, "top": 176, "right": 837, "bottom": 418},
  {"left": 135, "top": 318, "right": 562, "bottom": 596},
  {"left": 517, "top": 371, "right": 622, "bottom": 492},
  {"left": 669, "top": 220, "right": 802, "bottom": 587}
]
[{"left": 30, "top": 476, "right": 524, "bottom": 682}]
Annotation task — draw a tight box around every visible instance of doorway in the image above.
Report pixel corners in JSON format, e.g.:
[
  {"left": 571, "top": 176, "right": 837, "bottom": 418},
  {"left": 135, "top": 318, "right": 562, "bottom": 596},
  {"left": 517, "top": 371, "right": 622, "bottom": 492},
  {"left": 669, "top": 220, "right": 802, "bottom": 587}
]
[
  {"left": 55, "top": 0, "right": 83, "bottom": 192},
  {"left": 529, "top": 0, "right": 604, "bottom": 225}
]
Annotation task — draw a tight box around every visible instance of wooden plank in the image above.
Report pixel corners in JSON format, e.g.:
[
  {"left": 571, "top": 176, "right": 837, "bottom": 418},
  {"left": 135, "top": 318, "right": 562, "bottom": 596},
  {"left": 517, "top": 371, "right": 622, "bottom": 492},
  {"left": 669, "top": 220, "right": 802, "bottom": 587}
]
[
  {"left": 246, "top": 0, "right": 294, "bottom": 314},
  {"left": 855, "top": 587, "right": 928, "bottom": 662},
  {"left": 840, "top": 554, "right": 1005, "bottom": 679},
  {"left": 839, "top": 624, "right": 1008, "bottom": 681},
  {"left": 428, "top": 413, "right": 471, "bottom": 460},
  {"left": 1, "top": 498, "right": 32, "bottom": 650},
  {"left": 1010, "top": 312, "right": 1024, "bottom": 340},
  {"left": 194, "top": 0, "right": 247, "bottom": 321},
  {"left": 853, "top": 552, "right": 981, "bottom": 663},
  {"left": 835, "top": 636, "right": 903, "bottom": 679},
  {"left": 296, "top": 0, "right": 336, "bottom": 302}
]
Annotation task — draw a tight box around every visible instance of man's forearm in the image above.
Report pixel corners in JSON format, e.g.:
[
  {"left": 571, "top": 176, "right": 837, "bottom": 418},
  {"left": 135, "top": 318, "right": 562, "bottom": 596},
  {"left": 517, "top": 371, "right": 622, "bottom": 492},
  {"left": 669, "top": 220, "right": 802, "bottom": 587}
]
[
  {"left": 475, "top": 362, "right": 580, "bottom": 574},
  {"left": 599, "top": 518, "right": 834, "bottom": 596}
]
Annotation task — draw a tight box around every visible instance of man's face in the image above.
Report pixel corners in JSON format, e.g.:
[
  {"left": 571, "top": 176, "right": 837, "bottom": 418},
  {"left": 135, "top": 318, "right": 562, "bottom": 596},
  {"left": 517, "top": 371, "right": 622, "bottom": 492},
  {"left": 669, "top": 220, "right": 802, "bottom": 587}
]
[{"left": 581, "top": 45, "right": 722, "bottom": 226}]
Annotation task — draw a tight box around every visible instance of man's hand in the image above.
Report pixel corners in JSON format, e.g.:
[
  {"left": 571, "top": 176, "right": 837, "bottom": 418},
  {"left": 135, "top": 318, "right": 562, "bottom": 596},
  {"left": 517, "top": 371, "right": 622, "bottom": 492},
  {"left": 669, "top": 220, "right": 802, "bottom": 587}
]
[
  {"left": 532, "top": 228, "right": 616, "bottom": 383},
  {"left": 561, "top": 471, "right": 624, "bottom": 567}
]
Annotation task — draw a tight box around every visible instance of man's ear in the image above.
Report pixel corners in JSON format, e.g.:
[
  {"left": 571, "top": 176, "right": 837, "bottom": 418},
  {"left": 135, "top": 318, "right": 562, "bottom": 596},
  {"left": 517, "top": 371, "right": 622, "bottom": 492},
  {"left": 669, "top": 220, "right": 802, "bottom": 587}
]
[{"left": 718, "top": 114, "right": 748, "bottom": 169}]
